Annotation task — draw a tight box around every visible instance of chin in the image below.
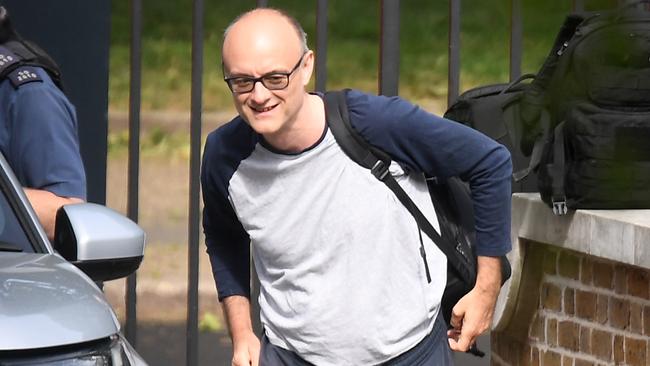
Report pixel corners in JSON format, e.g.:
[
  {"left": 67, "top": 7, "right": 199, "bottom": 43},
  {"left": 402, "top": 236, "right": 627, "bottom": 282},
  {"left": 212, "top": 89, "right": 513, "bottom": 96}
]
[{"left": 245, "top": 117, "right": 283, "bottom": 136}]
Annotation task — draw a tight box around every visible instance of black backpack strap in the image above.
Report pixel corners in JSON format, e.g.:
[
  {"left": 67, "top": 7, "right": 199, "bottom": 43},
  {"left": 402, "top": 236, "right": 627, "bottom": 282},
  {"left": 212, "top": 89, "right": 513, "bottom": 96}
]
[
  {"left": 383, "top": 174, "right": 476, "bottom": 284},
  {"left": 324, "top": 89, "right": 392, "bottom": 175},
  {"left": 550, "top": 122, "right": 567, "bottom": 215},
  {"left": 513, "top": 109, "right": 550, "bottom": 182},
  {"left": 323, "top": 90, "right": 476, "bottom": 286}
]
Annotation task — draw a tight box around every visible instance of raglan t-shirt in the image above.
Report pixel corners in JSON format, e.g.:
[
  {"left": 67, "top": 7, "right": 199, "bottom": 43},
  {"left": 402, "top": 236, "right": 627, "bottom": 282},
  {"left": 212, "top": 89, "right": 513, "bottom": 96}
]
[{"left": 201, "top": 89, "right": 512, "bottom": 365}]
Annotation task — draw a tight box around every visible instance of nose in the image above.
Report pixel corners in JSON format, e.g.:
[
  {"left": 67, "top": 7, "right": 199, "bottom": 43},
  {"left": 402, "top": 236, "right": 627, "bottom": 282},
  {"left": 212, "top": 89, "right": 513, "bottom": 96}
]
[{"left": 249, "top": 79, "right": 271, "bottom": 104}]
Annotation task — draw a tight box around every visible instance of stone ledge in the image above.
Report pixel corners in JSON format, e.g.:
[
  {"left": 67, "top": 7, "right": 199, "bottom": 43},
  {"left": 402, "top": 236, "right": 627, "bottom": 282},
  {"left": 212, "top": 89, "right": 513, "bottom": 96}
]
[{"left": 513, "top": 193, "right": 650, "bottom": 269}]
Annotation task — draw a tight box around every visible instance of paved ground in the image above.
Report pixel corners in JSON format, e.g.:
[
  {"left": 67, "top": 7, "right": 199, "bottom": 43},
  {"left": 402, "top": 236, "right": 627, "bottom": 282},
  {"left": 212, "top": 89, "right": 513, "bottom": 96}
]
[
  {"left": 133, "top": 325, "right": 489, "bottom": 365},
  {"left": 136, "top": 323, "right": 231, "bottom": 365}
]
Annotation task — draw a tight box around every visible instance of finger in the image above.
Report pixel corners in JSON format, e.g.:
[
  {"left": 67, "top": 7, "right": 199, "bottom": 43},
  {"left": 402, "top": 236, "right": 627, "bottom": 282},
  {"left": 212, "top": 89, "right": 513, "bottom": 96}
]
[
  {"left": 232, "top": 354, "right": 250, "bottom": 366},
  {"left": 448, "top": 332, "right": 472, "bottom": 352},
  {"left": 447, "top": 329, "right": 461, "bottom": 341},
  {"left": 448, "top": 336, "right": 461, "bottom": 351},
  {"left": 450, "top": 308, "right": 464, "bottom": 330}
]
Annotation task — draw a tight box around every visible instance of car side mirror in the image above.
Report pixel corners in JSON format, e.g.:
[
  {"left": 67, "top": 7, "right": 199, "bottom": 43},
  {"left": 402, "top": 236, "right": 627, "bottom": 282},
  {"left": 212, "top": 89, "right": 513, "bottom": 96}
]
[{"left": 52, "top": 203, "right": 145, "bottom": 282}]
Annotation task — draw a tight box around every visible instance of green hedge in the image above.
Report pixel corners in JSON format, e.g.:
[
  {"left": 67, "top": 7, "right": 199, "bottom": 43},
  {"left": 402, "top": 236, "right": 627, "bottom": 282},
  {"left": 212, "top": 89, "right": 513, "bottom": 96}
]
[{"left": 109, "top": 0, "right": 616, "bottom": 112}]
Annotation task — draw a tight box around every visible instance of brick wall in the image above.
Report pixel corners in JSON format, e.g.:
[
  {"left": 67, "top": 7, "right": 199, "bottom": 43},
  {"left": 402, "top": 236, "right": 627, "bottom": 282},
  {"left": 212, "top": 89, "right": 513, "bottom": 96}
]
[{"left": 491, "top": 242, "right": 650, "bottom": 366}]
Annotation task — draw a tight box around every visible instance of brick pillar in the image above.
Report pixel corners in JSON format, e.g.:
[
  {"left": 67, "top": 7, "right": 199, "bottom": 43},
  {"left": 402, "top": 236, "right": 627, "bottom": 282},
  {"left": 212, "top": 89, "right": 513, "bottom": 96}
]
[{"left": 491, "top": 242, "right": 650, "bottom": 366}]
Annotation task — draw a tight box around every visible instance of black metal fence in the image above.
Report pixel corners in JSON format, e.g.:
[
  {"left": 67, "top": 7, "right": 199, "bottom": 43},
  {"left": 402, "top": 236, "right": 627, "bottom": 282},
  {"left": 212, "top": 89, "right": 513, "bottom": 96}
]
[{"left": 121, "top": 0, "right": 630, "bottom": 364}]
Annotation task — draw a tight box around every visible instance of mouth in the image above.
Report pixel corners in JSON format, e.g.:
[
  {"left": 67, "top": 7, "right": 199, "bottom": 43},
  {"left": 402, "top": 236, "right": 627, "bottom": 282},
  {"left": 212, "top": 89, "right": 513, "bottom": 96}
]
[{"left": 250, "top": 104, "right": 278, "bottom": 114}]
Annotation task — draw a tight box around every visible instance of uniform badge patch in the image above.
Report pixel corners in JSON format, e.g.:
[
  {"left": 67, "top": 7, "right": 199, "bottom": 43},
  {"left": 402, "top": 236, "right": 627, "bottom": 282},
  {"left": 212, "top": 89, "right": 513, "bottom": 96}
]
[
  {"left": 0, "top": 45, "right": 20, "bottom": 74},
  {"left": 8, "top": 66, "right": 42, "bottom": 88}
]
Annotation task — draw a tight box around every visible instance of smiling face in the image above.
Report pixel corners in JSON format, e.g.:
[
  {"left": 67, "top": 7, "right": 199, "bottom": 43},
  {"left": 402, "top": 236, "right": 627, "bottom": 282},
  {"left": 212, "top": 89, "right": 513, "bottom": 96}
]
[{"left": 222, "top": 10, "right": 314, "bottom": 140}]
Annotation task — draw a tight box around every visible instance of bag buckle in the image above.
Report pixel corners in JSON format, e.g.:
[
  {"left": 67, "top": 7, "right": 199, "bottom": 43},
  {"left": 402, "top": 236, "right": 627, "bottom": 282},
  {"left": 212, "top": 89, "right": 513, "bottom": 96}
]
[
  {"left": 371, "top": 160, "right": 390, "bottom": 181},
  {"left": 455, "top": 240, "right": 471, "bottom": 263},
  {"left": 552, "top": 197, "right": 568, "bottom": 216}
]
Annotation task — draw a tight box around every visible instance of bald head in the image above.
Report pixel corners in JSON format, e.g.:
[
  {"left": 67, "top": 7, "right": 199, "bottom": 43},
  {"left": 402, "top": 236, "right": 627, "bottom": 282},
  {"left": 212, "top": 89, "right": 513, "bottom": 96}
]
[
  {"left": 222, "top": 8, "right": 308, "bottom": 70},
  {"left": 219, "top": 7, "right": 317, "bottom": 143}
]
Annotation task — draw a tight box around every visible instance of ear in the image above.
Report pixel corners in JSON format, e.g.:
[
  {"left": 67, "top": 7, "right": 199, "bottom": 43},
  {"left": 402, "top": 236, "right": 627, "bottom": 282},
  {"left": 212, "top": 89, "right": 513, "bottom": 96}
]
[{"left": 300, "top": 50, "right": 315, "bottom": 87}]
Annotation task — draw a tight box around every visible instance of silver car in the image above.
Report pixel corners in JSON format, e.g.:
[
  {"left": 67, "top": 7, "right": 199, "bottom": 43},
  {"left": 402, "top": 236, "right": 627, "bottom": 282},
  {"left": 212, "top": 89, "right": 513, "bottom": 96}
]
[{"left": 0, "top": 154, "right": 147, "bottom": 365}]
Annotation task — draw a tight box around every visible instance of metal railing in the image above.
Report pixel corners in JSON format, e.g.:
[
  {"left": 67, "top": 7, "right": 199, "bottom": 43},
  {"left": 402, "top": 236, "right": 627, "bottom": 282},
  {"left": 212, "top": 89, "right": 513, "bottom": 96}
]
[
  {"left": 121, "top": 0, "right": 596, "bottom": 364},
  {"left": 125, "top": 0, "right": 142, "bottom": 348}
]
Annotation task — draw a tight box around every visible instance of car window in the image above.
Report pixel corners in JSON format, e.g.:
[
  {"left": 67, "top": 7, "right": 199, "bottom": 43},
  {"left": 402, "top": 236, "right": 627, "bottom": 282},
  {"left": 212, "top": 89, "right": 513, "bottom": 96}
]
[{"left": 0, "top": 188, "right": 33, "bottom": 253}]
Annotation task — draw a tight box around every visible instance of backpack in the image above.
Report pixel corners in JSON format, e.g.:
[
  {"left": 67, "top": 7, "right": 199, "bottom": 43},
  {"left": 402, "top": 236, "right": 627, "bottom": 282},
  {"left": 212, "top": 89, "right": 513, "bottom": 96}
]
[
  {"left": 443, "top": 14, "right": 587, "bottom": 196},
  {"left": 323, "top": 90, "right": 511, "bottom": 357},
  {"left": 0, "top": 6, "right": 64, "bottom": 90},
  {"left": 443, "top": 74, "right": 539, "bottom": 193},
  {"left": 532, "top": 6, "right": 650, "bottom": 214}
]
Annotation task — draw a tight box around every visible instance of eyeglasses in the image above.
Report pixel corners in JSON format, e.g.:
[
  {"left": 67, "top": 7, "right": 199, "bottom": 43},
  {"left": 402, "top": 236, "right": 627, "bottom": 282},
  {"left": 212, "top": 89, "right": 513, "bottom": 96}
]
[{"left": 223, "top": 52, "right": 306, "bottom": 94}]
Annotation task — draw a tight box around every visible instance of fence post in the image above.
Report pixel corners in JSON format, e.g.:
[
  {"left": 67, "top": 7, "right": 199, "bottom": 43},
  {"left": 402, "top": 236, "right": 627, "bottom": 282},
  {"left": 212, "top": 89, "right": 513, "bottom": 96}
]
[
  {"left": 250, "top": 0, "right": 266, "bottom": 339},
  {"left": 125, "top": 0, "right": 142, "bottom": 348},
  {"left": 510, "top": 0, "right": 523, "bottom": 81},
  {"left": 573, "top": 0, "right": 584, "bottom": 11},
  {"left": 379, "top": 0, "right": 400, "bottom": 96},
  {"left": 186, "top": 0, "right": 204, "bottom": 364},
  {"left": 315, "top": 0, "right": 328, "bottom": 92},
  {"left": 447, "top": 0, "right": 461, "bottom": 107}
]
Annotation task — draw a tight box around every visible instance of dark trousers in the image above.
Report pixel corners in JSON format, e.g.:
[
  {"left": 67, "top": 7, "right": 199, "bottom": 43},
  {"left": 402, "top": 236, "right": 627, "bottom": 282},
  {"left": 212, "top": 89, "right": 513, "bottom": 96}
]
[{"left": 260, "top": 314, "right": 454, "bottom": 366}]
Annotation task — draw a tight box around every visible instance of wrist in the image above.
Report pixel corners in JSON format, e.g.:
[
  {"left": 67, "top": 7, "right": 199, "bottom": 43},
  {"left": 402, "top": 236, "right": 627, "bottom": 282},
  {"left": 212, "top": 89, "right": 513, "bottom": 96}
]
[
  {"left": 231, "top": 329, "right": 257, "bottom": 347},
  {"left": 475, "top": 256, "right": 502, "bottom": 295}
]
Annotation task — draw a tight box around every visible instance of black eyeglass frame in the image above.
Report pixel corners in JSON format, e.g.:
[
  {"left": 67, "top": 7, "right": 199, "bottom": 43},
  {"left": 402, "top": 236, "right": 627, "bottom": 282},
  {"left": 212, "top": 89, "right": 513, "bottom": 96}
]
[{"left": 223, "top": 52, "right": 307, "bottom": 94}]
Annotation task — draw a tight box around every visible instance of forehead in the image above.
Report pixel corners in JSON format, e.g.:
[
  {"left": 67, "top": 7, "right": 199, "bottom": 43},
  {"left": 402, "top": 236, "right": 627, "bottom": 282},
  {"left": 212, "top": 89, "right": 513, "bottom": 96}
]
[{"left": 222, "top": 11, "right": 302, "bottom": 75}]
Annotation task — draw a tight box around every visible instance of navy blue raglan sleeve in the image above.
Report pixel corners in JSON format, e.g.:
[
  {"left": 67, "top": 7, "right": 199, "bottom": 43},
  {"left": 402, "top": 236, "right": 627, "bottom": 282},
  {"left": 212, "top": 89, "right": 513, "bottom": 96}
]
[
  {"left": 6, "top": 68, "right": 86, "bottom": 198},
  {"left": 201, "top": 122, "right": 255, "bottom": 301},
  {"left": 346, "top": 90, "right": 512, "bottom": 256}
]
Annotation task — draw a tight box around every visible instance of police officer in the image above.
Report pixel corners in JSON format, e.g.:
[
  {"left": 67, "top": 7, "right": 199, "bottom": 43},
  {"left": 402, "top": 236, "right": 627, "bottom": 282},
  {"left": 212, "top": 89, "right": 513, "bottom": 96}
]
[{"left": 0, "top": 6, "right": 86, "bottom": 239}]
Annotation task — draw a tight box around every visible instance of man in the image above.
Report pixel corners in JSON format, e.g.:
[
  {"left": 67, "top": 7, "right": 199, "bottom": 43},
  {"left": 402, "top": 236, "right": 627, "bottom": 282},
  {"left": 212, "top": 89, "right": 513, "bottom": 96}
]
[
  {"left": 202, "top": 8, "right": 511, "bottom": 365},
  {"left": 0, "top": 7, "right": 86, "bottom": 240}
]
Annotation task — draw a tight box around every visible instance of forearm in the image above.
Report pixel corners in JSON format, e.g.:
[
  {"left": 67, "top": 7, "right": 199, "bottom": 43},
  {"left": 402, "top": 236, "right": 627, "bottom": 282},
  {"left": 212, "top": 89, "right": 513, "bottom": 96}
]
[
  {"left": 24, "top": 188, "right": 84, "bottom": 240},
  {"left": 222, "top": 295, "right": 260, "bottom": 365},
  {"left": 222, "top": 295, "right": 255, "bottom": 342}
]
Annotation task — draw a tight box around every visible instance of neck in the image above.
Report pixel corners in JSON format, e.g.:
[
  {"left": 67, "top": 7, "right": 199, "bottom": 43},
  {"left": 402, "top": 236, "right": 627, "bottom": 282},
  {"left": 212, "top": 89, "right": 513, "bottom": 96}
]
[{"left": 263, "top": 94, "right": 325, "bottom": 153}]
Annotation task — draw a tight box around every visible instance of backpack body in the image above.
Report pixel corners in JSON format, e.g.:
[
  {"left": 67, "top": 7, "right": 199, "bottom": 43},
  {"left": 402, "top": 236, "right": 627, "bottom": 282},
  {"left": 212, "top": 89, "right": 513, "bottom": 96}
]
[
  {"left": 443, "top": 14, "right": 588, "bottom": 195},
  {"left": 444, "top": 76, "right": 538, "bottom": 193},
  {"left": 537, "top": 8, "right": 650, "bottom": 212}
]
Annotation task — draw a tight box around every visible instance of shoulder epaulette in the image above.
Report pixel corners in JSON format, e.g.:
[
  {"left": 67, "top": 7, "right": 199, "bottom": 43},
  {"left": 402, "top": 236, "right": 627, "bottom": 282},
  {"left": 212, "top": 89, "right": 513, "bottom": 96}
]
[
  {"left": 0, "top": 45, "right": 20, "bottom": 75},
  {"left": 0, "top": 41, "right": 62, "bottom": 90},
  {"left": 7, "top": 65, "right": 42, "bottom": 88}
]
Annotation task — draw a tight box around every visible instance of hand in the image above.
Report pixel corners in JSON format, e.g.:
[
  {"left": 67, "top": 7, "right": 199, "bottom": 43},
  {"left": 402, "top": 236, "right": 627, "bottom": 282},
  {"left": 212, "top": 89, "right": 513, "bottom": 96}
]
[
  {"left": 231, "top": 330, "right": 260, "bottom": 366},
  {"left": 24, "top": 188, "right": 83, "bottom": 240},
  {"left": 447, "top": 256, "right": 502, "bottom": 352},
  {"left": 446, "top": 285, "right": 495, "bottom": 351}
]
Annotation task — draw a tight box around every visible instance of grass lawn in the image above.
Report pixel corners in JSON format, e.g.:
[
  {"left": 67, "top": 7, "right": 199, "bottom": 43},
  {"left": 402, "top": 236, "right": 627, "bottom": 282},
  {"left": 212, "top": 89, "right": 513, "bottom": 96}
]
[{"left": 109, "top": 0, "right": 618, "bottom": 112}]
